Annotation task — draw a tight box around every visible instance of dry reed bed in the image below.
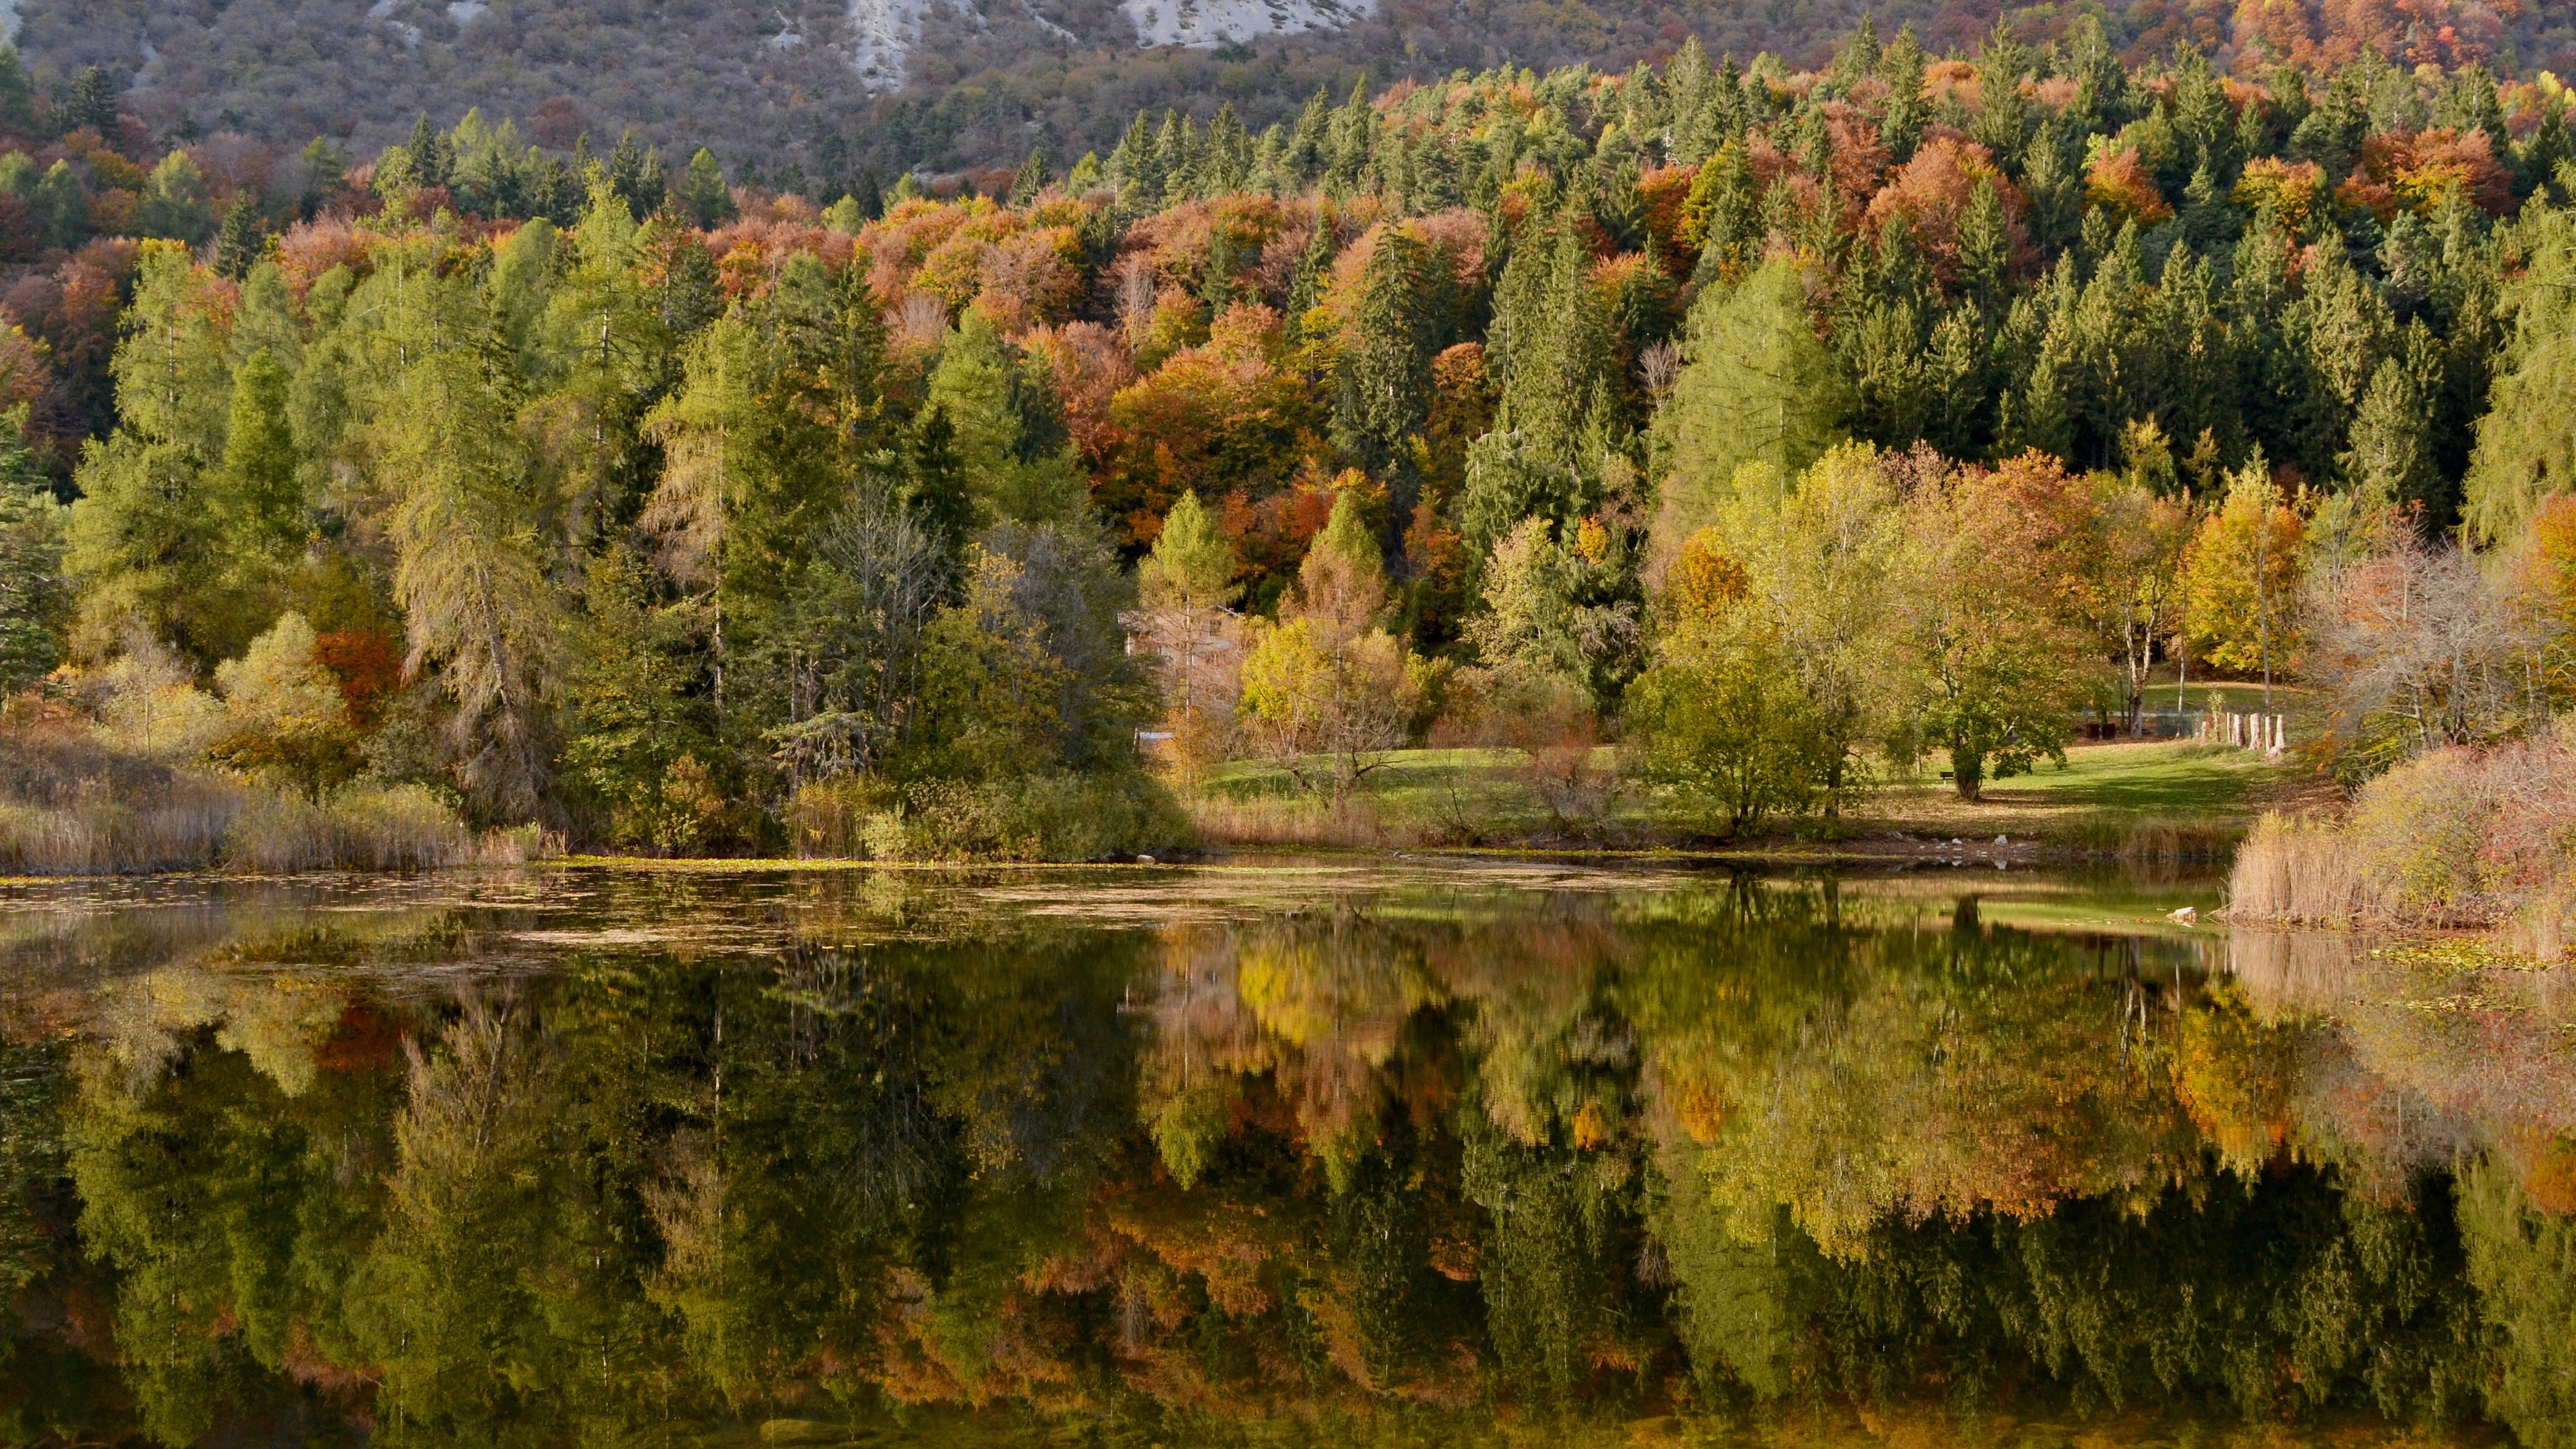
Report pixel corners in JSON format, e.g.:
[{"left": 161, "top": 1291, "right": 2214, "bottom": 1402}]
[
  {"left": 0, "top": 780, "right": 540, "bottom": 875},
  {"left": 2228, "top": 723, "right": 2576, "bottom": 954}
]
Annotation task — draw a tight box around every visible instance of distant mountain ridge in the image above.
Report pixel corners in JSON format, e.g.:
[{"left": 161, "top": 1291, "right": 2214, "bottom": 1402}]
[{"left": 10, "top": 0, "right": 2574, "bottom": 181}]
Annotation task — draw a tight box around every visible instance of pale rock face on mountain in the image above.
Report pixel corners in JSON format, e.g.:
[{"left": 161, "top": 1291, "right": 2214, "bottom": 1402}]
[
  {"left": 1120, "top": 0, "right": 1374, "bottom": 49},
  {"left": 846, "top": 0, "right": 1367, "bottom": 91}
]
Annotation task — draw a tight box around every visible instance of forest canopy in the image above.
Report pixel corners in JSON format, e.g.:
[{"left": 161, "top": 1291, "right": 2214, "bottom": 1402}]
[{"left": 0, "top": 19, "right": 2571, "bottom": 856}]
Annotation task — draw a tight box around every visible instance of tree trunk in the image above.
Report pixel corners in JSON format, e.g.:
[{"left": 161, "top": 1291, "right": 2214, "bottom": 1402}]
[{"left": 1950, "top": 745, "right": 1982, "bottom": 801}]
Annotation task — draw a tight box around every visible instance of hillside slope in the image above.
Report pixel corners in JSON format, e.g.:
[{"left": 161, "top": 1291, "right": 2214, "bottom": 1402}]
[{"left": 11, "top": 0, "right": 2576, "bottom": 181}]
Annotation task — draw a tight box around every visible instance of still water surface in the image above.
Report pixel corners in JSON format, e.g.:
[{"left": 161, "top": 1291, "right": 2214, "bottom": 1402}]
[{"left": 0, "top": 863, "right": 2567, "bottom": 1447}]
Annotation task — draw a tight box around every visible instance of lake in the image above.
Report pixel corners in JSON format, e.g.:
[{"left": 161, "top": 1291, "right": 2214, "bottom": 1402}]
[{"left": 0, "top": 862, "right": 2565, "bottom": 1447}]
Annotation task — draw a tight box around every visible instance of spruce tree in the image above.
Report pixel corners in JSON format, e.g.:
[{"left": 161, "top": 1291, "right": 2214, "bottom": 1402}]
[
  {"left": 0, "top": 48, "right": 34, "bottom": 134},
  {"left": 1285, "top": 86, "right": 1333, "bottom": 191},
  {"left": 1325, "top": 77, "right": 1375, "bottom": 195},
  {"left": 1109, "top": 111, "right": 1157, "bottom": 197},
  {"left": 2340, "top": 357, "right": 2436, "bottom": 510},
  {"left": 1008, "top": 149, "right": 1045, "bottom": 207},
  {"left": 906, "top": 401, "right": 973, "bottom": 566},
  {"left": 211, "top": 196, "right": 264, "bottom": 280},
  {"left": 1287, "top": 209, "right": 1337, "bottom": 334},
  {"left": 1333, "top": 227, "right": 1441, "bottom": 485},
  {"left": 60, "top": 65, "right": 117, "bottom": 136},
  {"left": 607, "top": 130, "right": 664, "bottom": 219},
  {"left": 1953, "top": 178, "right": 2009, "bottom": 312},
  {"left": 405, "top": 112, "right": 452, "bottom": 190}
]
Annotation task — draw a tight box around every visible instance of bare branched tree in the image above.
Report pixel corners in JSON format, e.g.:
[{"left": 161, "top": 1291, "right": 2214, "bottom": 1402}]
[{"left": 2304, "top": 529, "right": 2535, "bottom": 780}]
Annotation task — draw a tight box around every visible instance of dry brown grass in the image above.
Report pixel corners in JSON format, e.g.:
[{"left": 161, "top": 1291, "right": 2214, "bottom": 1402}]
[
  {"left": 1183, "top": 792, "right": 1409, "bottom": 850},
  {"left": 222, "top": 785, "right": 527, "bottom": 873},
  {"left": 0, "top": 717, "right": 535, "bottom": 875},
  {"left": 2227, "top": 813, "right": 2365, "bottom": 925}
]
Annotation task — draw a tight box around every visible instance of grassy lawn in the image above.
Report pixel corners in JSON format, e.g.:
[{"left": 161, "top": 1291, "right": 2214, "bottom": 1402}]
[{"left": 1183, "top": 731, "right": 2309, "bottom": 858}]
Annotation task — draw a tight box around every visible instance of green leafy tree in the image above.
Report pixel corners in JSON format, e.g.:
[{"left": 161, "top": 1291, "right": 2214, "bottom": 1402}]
[
  {"left": 2465, "top": 205, "right": 2576, "bottom": 542},
  {"left": 29, "top": 159, "right": 86, "bottom": 250},
  {"left": 1627, "top": 532, "right": 1831, "bottom": 836},
  {"left": 1897, "top": 451, "right": 2102, "bottom": 798}
]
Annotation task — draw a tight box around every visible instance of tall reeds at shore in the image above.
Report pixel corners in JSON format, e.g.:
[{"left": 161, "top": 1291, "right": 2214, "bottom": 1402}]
[
  {"left": 0, "top": 714, "right": 535, "bottom": 875},
  {"left": 2229, "top": 721, "right": 2576, "bottom": 937}
]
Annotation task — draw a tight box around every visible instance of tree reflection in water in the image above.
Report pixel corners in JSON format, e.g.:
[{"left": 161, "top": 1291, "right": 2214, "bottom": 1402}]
[{"left": 0, "top": 867, "right": 2566, "bottom": 1446}]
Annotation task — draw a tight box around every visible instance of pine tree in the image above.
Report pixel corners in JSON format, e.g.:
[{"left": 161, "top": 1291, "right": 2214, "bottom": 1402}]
[
  {"left": 922, "top": 310, "right": 1085, "bottom": 524},
  {"left": 2340, "top": 356, "right": 2437, "bottom": 509},
  {"left": 1150, "top": 111, "right": 1191, "bottom": 205},
  {"left": 1285, "top": 86, "right": 1333, "bottom": 191},
  {"left": 1958, "top": 178, "right": 2010, "bottom": 310},
  {"left": 1325, "top": 77, "right": 1375, "bottom": 196},
  {"left": 1834, "top": 12, "right": 1881, "bottom": 88},
  {"left": 405, "top": 112, "right": 451, "bottom": 190},
  {"left": 1493, "top": 212, "right": 1615, "bottom": 473},
  {"left": 1288, "top": 207, "right": 1337, "bottom": 336},
  {"left": 1680, "top": 143, "right": 1756, "bottom": 283},
  {"left": 905, "top": 402, "right": 973, "bottom": 564},
  {"left": 607, "top": 130, "right": 664, "bottom": 220},
  {"left": 1008, "top": 149, "right": 1045, "bottom": 207},
  {"left": 1203, "top": 105, "right": 1250, "bottom": 196},
  {"left": 1109, "top": 111, "right": 1157, "bottom": 199},
  {"left": 1665, "top": 39, "right": 1716, "bottom": 165}
]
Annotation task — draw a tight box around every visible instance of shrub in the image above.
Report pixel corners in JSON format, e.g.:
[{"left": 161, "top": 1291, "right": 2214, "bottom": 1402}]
[
  {"left": 785, "top": 769, "right": 1188, "bottom": 862},
  {"left": 2230, "top": 718, "right": 2576, "bottom": 929}
]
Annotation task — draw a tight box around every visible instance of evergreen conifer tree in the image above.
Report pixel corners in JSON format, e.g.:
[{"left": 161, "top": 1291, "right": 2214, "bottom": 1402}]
[
  {"left": 0, "top": 48, "right": 34, "bottom": 134},
  {"left": 60, "top": 66, "right": 117, "bottom": 136},
  {"left": 681, "top": 148, "right": 735, "bottom": 227},
  {"left": 1333, "top": 228, "right": 1441, "bottom": 484},
  {"left": 211, "top": 197, "right": 264, "bottom": 281}
]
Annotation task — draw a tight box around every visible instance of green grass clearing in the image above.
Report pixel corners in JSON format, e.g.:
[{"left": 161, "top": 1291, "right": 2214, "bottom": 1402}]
[{"left": 1185, "top": 736, "right": 2302, "bottom": 857}]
